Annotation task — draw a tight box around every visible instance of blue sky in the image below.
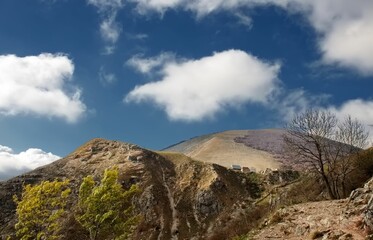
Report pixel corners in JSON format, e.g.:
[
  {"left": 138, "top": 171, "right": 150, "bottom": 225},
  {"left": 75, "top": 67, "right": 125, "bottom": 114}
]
[{"left": 0, "top": 0, "right": 373, "bottom": 178}]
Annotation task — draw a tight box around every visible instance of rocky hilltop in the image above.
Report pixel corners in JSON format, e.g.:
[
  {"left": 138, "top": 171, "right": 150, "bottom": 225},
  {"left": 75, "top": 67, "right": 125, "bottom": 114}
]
[{"left": 0, "top": 138, "right": 264, "bottom": 239}]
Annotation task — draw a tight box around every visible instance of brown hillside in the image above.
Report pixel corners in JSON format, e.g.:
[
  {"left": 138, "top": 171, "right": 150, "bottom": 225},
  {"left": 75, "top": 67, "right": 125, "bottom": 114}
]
[
  {"left": 164, "top": 129, "right": 287, "bottom": 171},
  {"left": 0, "top": 138, "right": 265, "bottom": 240}
]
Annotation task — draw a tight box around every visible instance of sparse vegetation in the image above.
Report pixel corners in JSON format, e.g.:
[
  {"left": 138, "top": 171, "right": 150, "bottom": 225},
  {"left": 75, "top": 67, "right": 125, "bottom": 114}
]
[
  {"left": 284, "top": 109, "right": 369, "bottom": 199},
  {"left": 14, "top": 179, "right": 71, "bottom": 240},
  {"left": 348, "top": 148, "right": 373, "bottom": 190},
  {"left": 283, "top": 173, "right": 324, "bottom": 204},
  {"left": 3, "top": 135, "right": 373, "bottom": 239}
]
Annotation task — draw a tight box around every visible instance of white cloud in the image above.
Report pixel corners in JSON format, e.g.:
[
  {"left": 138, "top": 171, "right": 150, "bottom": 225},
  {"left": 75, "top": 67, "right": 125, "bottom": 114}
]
[
  {"left": 327, "top": 99, "right": 373, "bottom": 146},
  {"left": 87, "top": 0, "right": 123, "bottom": 11},
  {"left": 126, "top": 52, "right": 176, "bottom": 74},
  {"left": 0, "top": 145, "right": 60, "bottom": 180},
  {"left": 100, "top": 14, "right": 121, "bottom": 44},
  {"left": 0, "top": 53, "right": 86, "bottom": 122},
  {"left": 272, "top": 89, "right": 330, "bottom": 121},
  {"left": 125, "top": 49, "right": 280, "bottom": 121},
  {"left": 277, "top": 96, "right": 373, "bottom": 145},
  {"left": 320, "top": 14, "right": 373, "bottom": 75},
  {"left": 88, "top": 0, "right": 125, "bottom": 54},
  {"left": 129, "top": 0, "right": 373, "bottom": 76},
  {"left": 328, "top": 99, "right": 373, "bottom": 126},
  {"left": 129, "top": 0, "right": 182, "bottom": 14},
  {"left": 129, "top": 0, "right": 287, "bottom": 16}
]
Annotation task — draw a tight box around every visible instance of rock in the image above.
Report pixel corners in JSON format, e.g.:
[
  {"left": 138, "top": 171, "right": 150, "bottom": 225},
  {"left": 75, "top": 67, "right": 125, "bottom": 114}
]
[
  {"left": 212, "top": 178, "right": 226, "bottom": 190},
  {"left": 265, "top": 169, "right": 300, "bottom": 185},
  {"left": 364, "top": 178, "right": 373, "bottom": 190},
  {"left": 195, "top": 190, "right": 221, "bottom": 216},
  {"left": 320, "top": 218, "right": 331, "bottom": 227},
  {"left": 295, "top": 224, "right": 309, "bottom": 236},
  {"left": 365, "top": 195, "right": 373, "bottom": 232}
]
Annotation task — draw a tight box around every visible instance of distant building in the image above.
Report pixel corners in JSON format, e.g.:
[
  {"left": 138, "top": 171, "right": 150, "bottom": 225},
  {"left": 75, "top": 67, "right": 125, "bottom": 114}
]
[
  {"left": 231, "top": 164, "right": 242, "bottom": 171},
  {"left": 240, "top": 167, "right": 257, "bottom": 173}
]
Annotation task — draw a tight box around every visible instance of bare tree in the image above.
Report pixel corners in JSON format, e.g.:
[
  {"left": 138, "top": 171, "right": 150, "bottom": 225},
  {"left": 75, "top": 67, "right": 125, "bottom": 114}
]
[{"left": 284, "top": 109, "right": 369, "bottom": 199}]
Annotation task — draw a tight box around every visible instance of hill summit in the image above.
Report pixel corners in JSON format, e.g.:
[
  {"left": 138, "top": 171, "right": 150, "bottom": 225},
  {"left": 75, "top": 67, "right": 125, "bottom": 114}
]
[
  {"left": 164, "top": 129, "right": 295, "bottom": 171},
  {"left": 0, "top": 138, "right": 264, "bottom": 239}
]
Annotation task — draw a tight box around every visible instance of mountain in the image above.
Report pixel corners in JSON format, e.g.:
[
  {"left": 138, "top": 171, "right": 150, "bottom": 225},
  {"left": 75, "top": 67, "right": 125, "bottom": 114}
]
[
  {"left": 0, "top": 138, "right": 264, "bottom": 239},
  {"left": 2, "top": 134, "right": 372, "bottom": 239},
  {"left": 163, "top": 129, "right": 292, "bottom": 171}
]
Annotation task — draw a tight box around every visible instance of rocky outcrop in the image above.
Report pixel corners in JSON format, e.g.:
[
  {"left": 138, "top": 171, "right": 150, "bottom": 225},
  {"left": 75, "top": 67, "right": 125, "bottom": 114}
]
[
  {"left": 0, "top": 139, "right": 264, "bottom": 240},
  {"left": 252, "top": 175, "right": 373, "bottom": 240},
  {"left": 347, "top": 177, "right": 373, "bottom": 234},
  {"left": 195, "top": 190, "right": 221, "bottom": 217},
  {"left": 264, "top": 169, "right": 300, "bottom": 185}
]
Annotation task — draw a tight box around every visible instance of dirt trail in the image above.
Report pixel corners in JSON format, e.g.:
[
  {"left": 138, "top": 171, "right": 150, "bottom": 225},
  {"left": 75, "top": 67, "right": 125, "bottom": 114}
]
[
  {"left": 161, "top": 167, "right": 179, "bottom": 240},
  {"left": 254, "top": 199, "right": 365, "bottom": 240}
]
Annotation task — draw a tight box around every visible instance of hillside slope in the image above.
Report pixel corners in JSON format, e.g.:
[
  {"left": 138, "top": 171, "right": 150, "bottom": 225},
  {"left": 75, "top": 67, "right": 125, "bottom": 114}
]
[
  {"left": 0, "top": 138, "right": 264, "bottom": 240},
  {"left": 164, "top": 129, "right": 289, "bottom": 171},
  {"left": 251, "top": 176, "right": 373, "bottom": 240}
]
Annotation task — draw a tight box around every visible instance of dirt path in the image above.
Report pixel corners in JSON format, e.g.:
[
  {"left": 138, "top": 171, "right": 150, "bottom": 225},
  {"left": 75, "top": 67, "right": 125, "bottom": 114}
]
[
  {"left": 161, "top": 167, "right": 179, "bottom": 240},
  {"left": 253, "top": 199, "right": 365, "bottom": 239}
]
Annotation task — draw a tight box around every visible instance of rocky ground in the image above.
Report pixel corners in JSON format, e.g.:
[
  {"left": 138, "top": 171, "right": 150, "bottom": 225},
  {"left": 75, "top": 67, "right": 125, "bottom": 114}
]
[
  {"left": 252, "top": 177, "right": 373, "bottom": 240},
  {"left": 253, "top": 200, "right": 365, "bottom": 239}
]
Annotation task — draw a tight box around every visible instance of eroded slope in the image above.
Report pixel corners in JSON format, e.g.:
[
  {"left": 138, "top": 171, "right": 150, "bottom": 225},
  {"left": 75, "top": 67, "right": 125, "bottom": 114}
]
[{"left": 0, "top": 138, "right": 264, "bottom": 240}]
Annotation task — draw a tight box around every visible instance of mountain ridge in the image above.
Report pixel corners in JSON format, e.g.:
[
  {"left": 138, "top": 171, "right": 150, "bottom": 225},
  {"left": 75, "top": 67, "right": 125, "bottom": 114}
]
[{"left": 0, "top": 138, "right": 265, "bottom": 239}]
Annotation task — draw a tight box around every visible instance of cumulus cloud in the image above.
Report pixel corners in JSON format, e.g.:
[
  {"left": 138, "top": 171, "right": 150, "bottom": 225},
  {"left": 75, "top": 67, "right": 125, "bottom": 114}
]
[
  {"left": 87, "top": 0, "right": 124, "bottom": 54},
  {"left": 320, "top": 14, "right": 373, "bottom": 75},
  {"left": 129, "top": 0, "right": 373, "bottom": 76},
  {"left": 125, "top": 49, "right": 280, "bottom": 121},
  {"left": 0, "top": 145, "right": 60, "bottom": 180},
  {"left": 0, "top": 53, "right": 86, "bottom": 122}
]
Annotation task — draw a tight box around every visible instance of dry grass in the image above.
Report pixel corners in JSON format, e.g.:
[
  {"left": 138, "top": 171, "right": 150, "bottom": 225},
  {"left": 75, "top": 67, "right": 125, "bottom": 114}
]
[{"left": 164, "top": 130, "right": 281, "bottom": 171}]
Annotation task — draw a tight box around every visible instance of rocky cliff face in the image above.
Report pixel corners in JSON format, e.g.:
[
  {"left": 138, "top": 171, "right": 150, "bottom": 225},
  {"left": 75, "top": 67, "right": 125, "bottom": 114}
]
[{"left": 0, "top": 139, "right": 263, "bottom": 240}]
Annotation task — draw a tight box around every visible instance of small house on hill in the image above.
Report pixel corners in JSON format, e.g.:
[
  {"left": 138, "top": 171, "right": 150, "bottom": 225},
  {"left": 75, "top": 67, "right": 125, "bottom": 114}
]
[
  {"left": 231, "top": 164, "right": 242, "bottom": 171},
  {"left": 241, "top": 167, "right": 250, "bottom": 173}
]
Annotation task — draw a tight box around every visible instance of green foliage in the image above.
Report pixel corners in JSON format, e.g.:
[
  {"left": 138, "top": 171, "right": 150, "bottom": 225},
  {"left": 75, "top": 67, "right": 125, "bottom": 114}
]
[
  {"left": 14, "top": 179, "right": 71, "bottom": 240},
  {"left": 246, "top": 172, "right": 261, "bottom": 185},
  {"left": 245, "top": 172, "right": 264, "bottom": 198},
  {"left": 76, "top": 168, "right": 140, "bottom": 240}
]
